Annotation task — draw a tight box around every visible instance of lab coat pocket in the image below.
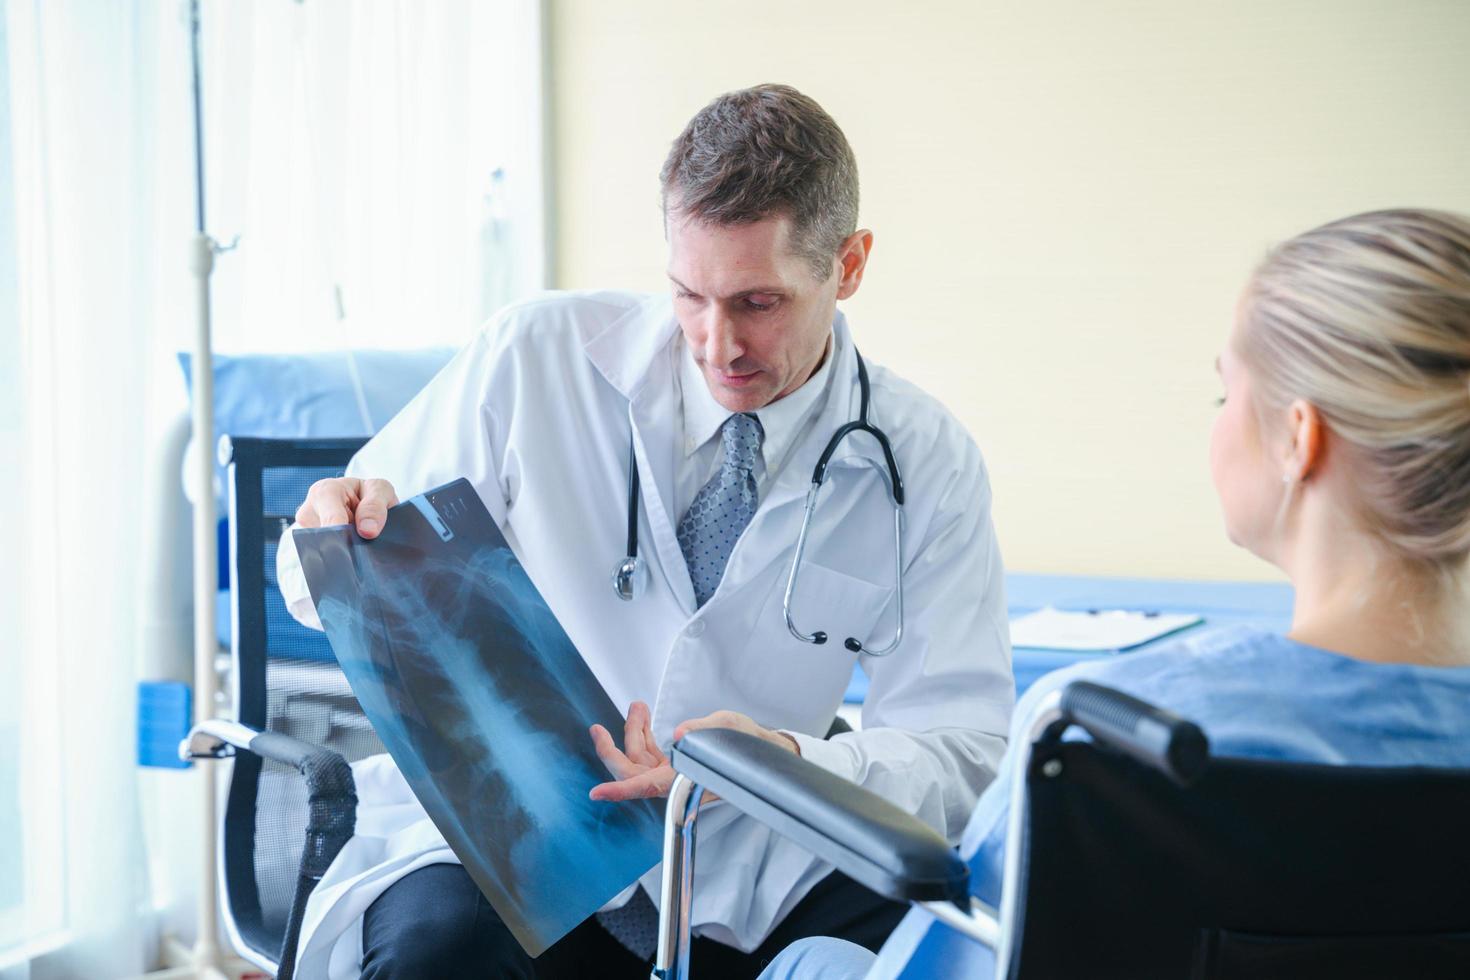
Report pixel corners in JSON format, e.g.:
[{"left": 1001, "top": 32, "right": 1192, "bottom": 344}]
[{"left": 739, "top": 561, "right": 893, "bottom": 733}]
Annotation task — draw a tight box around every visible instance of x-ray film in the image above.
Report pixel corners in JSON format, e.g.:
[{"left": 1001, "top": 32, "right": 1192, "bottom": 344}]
[{"left": 293, "top": 479, "right": 663, "bottom": 956}]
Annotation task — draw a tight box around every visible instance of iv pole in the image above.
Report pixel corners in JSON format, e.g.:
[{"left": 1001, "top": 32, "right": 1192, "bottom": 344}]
[{"left": 185, "top": 0, "right": 234, "bottom": 975}]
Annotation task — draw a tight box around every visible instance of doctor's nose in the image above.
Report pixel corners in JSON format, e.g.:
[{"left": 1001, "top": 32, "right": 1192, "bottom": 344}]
[{"left": 701, "top": 311, "right": 744, "bottom": 369}]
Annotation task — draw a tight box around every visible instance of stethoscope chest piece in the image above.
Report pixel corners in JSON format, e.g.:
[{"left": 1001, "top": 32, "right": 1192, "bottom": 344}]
[
  {"left": 612, "top": 554, "right": 648, "bottom": 602},
  {"left": 613, "top": 437, "right": 647, "bottom": 601}
]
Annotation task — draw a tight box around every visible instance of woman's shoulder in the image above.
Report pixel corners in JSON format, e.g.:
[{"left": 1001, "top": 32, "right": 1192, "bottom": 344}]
[
  {"left": 1082, "top": 624, "right": 1470, "bottom": 699},
  {"left": 1033, "top": 625, "right": 1298, "bottom": 700},
  {"left": 1097, "top": 624, "right": 1304, "bottom": 680},
  {"left": 1029, "top": 625, "right": 1470, "bottom": 767}
]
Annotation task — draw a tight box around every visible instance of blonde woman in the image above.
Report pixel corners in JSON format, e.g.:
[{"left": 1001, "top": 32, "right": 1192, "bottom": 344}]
[{"left": 763, "top": 208, "right": 1470, "bottom": 979}]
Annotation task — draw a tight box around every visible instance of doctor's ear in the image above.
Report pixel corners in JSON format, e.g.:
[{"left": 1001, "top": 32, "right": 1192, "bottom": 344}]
[{"left": 834, "top": 229, "right": 874, "bottom": 301}]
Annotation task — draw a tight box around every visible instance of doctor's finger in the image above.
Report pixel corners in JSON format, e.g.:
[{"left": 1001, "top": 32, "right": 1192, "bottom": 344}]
[
  {"left": 589, "top": 767, "right": 673, "bottom": 802},
  {"left": 355, "top": 479, "right": 398, "bottom": 539},
  {"left": 590, "top": 724, "right": 640, "bottom": 781},
  {"left": 623, "top": 702, "right": 663, "bottom": 768},
  {"left": 673, "top": 710, "right": 755, "bottom": 742},
  {"left": 297, "top": 477, "right": 359, "bottom": 529}
]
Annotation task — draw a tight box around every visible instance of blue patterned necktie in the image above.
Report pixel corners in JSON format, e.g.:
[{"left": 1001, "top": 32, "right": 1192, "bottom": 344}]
[
  {"left": 594, "top": 415, "right": 765, "bottom": 960},
  {"left": 595, "top": 887, "right": 660, "bottom": 962},
  {"left": 677, "top": 412, "right": 764, "bottom": 608}
]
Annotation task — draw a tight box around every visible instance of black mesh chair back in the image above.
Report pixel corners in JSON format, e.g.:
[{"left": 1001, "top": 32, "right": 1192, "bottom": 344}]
[
  {"left": 1013, "top": 741, "right": 1470, "bottom": 979},
  {"left": 221, "top": 436, "right": 384, "bottom": 966}
]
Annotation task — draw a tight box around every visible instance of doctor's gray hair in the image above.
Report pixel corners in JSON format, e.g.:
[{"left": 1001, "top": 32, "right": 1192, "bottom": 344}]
[
  {"left": 660, "top": 84, "right": 859, "bottom": 280},
  {"left": 1239, "top": 208, "right": 1470, "bottom": 568}
]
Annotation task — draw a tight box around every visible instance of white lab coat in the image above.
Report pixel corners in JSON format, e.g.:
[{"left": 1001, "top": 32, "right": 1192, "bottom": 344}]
[{"left": 281, "top": 290, "right": 1013, "bottom": 975}]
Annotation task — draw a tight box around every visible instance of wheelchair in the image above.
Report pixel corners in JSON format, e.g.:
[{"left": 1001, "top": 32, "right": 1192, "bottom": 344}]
[{"left": 655, "top": 681, "right": 1470, "bottom": 979}]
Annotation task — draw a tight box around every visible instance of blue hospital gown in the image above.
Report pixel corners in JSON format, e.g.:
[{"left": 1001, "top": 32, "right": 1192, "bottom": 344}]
[{"left": 760, "top": 626, "right": 1470, "bottom": 980}]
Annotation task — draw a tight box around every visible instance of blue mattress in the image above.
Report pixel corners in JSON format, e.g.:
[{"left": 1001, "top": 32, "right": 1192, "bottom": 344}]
[{"left": 842, "top": 572, "right": 1294, "bottom": 704}]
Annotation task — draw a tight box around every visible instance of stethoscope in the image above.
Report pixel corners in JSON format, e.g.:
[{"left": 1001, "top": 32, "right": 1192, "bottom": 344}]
[{"left": 612, "top": 350, "right": 906, "bottom": 657}]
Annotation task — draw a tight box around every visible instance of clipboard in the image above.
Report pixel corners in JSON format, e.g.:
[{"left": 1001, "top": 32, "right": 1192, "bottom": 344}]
[{"left": 1009, "top": 606, "right": 1203, "bottom": 652}]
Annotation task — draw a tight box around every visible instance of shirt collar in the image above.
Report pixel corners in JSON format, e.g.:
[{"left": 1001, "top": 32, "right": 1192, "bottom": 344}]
[{"left": 677, "top": 331, "right": 837, "bottom": 472}]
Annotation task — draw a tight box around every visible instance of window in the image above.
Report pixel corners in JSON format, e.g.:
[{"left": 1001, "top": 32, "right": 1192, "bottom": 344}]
[
  {"left": 0, "top": 1, "right": 546, "bottom": 968},
  {"left": 0, "top": 0, "right": 21, "bottom": 943},
  {"left": 0, "top": 0, "right": 67, "bottom": 957},
  {"left": 198, "top": 0, "right": 547, "bottom": 354}
]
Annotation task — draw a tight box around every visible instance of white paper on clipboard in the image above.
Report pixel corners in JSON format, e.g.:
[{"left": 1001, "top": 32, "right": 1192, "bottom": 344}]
[{"left": 1009, "top": 606, "right": 1202, "bottom": 652}]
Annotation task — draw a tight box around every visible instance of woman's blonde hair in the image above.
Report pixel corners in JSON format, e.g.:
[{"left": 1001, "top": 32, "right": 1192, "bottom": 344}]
[{"left": 1239, "top": 208, "right": 1470, "bottom": 568}]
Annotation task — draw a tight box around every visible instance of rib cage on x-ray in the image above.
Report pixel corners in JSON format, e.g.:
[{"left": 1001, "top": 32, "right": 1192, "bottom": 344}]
[{"left": 295, "top": 479, "right": 663, "bottom": 957}]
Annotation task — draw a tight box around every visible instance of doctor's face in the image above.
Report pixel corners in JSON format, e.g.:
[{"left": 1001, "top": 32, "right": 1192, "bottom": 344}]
[{"left": 667, "top": 213, "right": 853, "bottom": 413}]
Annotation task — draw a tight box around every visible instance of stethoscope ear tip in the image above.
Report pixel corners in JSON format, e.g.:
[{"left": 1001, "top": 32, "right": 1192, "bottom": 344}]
[{"left": 843, "top": 637, "right": 862, "bottom": 653}]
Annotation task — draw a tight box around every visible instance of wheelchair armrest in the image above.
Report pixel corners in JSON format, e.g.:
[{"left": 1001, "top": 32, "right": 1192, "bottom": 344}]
[
  {"left": 182, "top": 719, "right": 358, "bottom": 878},
  {"left": 671, "top": 729, "right": 968, "bottom": 906},
  {"left": 1060, "top": 681, "right": 1210, "bottom": 786},
  {"left": 180, "top": 718, "right": 264, "bottom": 759}
]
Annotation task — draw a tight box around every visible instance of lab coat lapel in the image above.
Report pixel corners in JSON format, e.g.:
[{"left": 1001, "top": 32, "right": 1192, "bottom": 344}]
[
  {"left": 628, "top": 369, "right": 698, "bottom": 615},
  {"left": 581, "top": 293, "right": 680, "bottom": 400},
  {"left": 584, "top": 297, "right": 698, "bottom": 615}
]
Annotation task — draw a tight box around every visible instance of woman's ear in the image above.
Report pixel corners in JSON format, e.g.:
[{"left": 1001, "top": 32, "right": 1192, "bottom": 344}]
[{"left": 1285, "top": 398, "right": 1325, "bottom": 482}]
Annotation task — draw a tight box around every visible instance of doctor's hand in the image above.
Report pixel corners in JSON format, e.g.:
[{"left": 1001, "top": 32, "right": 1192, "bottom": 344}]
[
  {"left": 294, "top": 477, "right": 399, "bottom": 539},
  {"left": 589, "top": 701, "right": 672, "bottom": 802},
  {"left": 588, "top": 702, "right": 799, "bottom": 803}
]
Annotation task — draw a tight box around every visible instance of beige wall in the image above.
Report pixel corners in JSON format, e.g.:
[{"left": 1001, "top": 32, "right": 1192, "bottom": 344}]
[{"left": 548, "top": 1, "right": 1470, "bottom": 580}]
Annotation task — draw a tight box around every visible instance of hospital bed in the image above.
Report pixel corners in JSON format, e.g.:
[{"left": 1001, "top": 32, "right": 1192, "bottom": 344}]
[{"left": 655, "top": 683, "right": 1470, "bottom": 979}]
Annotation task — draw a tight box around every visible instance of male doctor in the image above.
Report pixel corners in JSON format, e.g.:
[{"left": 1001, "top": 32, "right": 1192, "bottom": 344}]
[{"left": 280, "top": 84, "right": 1013, "bottom": 978}]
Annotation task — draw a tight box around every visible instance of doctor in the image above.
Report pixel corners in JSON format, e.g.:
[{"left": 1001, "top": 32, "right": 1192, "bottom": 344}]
[{"left": 280, "top": 84, "right": 1013, "bottom": 978}]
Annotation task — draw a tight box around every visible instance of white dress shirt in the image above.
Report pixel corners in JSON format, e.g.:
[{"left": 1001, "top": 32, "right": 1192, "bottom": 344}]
[{"left": 673, "top": 334, "right": 836, "bottom": 518}]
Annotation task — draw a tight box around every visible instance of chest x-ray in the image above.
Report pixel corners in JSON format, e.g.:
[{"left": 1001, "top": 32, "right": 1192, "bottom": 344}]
[{"left": 294, "top": 479, "right": 663, "bottom": 956}]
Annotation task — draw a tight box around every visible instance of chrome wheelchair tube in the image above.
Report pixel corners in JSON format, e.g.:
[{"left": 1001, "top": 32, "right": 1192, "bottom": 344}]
[
  {"left": 653, "top": 774, "right": 703, "bottom": 980},
  {"left": 995, "top": 688, "right": 1064, "bottom": 978},
  {"left": 917, "top": 895, "right": 1001, "bottom": 949}
]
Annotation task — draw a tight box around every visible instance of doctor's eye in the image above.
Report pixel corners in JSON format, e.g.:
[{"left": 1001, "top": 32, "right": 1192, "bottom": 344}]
[{"left": 744, "top": 294, "right": 780, "bottom": 313}]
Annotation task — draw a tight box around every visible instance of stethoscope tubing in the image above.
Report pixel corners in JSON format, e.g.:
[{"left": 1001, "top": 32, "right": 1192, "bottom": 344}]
[{"left": 613, "top": 349, "right": 905, "bottom": 656}]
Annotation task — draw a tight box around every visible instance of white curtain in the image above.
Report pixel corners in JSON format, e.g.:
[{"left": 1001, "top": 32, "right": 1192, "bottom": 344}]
[
  {"left": 2, "top": 0, "right": 180, "bottom": 974},
  {"left": 0, "top": 0, "right": 544, "bottom": 975},
  {"left": 201, "top": 0, "right": 546, "bottom": 353}
]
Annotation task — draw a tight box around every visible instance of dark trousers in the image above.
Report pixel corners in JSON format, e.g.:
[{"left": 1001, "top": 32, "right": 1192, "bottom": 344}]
[{"left": 360, "top": 862, "right": 907, "bottom": 979}]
